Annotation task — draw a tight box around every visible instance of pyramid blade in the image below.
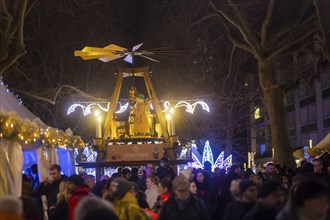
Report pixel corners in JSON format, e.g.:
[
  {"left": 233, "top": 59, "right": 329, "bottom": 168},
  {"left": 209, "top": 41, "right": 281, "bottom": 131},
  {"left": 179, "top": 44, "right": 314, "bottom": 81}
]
[
  {"left": 104, "top": 44, "right": 127, "bottom": 52},
  {"left": 139, "top": 54, "right": 159, "bottom": 62},
  {"left": 124, "top": 55, "right": 133, "bottom": 63},
  {"left": 98, "top": 54, "right": 123, "bottom": 62},
  {"left": 132, "top": 43, "right": 143, "bottom": 51}
]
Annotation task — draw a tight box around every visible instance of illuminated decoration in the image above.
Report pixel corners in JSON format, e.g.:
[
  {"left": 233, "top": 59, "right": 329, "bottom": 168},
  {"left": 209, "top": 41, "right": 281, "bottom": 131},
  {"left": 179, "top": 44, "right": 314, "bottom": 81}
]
[
  {"left": 0, "top": 111, "right": 84, "bottom": 148},
  {"left": 67, "top": 102, "right": 129, "bottom": 116},
  {"left": 67, "top": 100, "right": 209, "bottom": 116},
  {"left": 254, "top": 107, "right": 260, "bottom": 119},
  {"left": 202, "top": 140, "right": 214, "bottom": 165},
  {"left": 163, "top": 101, "right": 209, "bottom": 114},
  {"left": 182, "top": 140, "right": 232, "bottom": 171}
]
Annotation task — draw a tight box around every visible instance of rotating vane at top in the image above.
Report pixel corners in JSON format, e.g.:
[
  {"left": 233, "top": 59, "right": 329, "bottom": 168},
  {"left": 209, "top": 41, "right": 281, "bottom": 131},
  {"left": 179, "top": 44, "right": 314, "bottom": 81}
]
[{"left": 74, "top": 43, "right": 159, "bottom": 64}]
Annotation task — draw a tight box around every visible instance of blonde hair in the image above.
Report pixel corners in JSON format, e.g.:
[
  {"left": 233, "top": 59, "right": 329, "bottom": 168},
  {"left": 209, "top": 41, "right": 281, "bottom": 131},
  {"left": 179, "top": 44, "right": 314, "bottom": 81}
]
[
  {"left": 57, "top": 181, "right": 71, "bottom": 203},
  {"left": 147, "top": 175, "right": 159, "bottom": 185}
]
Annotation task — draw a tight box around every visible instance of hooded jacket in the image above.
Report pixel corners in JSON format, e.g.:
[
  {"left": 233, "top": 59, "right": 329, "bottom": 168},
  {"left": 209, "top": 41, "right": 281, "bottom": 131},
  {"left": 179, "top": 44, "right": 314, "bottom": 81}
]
[
  {"left": 68, "top": 187, "right": 91, "bottom": 220},
  {"left": 112, "top": 192, "right": 149, "bottom": 220}
]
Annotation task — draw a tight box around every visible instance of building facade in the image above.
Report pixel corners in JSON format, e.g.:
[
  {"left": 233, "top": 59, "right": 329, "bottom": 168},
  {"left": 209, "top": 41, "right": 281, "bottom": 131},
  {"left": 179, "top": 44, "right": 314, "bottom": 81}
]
[{"left": 250, "top": 53, "right": 330, "bottom": 165}]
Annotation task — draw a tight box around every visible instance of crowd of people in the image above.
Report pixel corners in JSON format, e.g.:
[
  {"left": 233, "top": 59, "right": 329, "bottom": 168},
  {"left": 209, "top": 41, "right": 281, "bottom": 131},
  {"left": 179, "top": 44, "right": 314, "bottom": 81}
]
[{"left": 1, "top": 156, "right": 330, "bottom": 220}]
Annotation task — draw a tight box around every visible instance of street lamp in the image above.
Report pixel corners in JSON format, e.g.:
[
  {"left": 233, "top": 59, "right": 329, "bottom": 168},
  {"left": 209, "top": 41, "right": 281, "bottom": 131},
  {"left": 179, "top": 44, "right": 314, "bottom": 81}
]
[{"left": 165, "top": 107, "right": 175, "bottom": 136}]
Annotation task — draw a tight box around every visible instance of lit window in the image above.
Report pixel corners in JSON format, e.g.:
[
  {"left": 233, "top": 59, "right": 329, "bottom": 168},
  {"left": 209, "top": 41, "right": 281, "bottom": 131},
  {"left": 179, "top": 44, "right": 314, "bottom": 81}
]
[{"left": 254, "top": 107, "right": 260, "bottom": 119}]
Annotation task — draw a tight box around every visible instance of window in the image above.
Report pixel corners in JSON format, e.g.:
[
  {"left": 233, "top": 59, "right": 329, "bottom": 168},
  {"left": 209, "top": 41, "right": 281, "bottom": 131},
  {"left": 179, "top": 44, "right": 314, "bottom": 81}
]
[
  {"left": 259, "top": 144, "right": 266, "bottom": 155},
  {"left": 254, "top": 107, "right": 261, "bottom": 120},
  {"left": 299, "top": 83, "right": 314, "bottom": 99},
  {"left": 288, "top": 112, "right": 295, "bottom": 128},
  {"left": 321, "top": 71, "right": 330, "bottom": 89},
  {"left": 300, "top": 105, "right": 316, "bottom": 124},
  {"left": 323, "top": 98, "right": 330, "bottom": 118}
]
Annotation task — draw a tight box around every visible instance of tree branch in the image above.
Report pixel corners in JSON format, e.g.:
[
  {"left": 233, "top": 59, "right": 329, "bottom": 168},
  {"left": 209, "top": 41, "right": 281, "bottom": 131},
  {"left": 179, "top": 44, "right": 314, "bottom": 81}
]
[
  {"left": 261, "top": 0, "right": 275, "bottom": 48},
  {"left": 268, "top": 22, "right": 318, "bottom": 61},
  {"left": 190, "top": 13, "right": 219, "bottom": 26}
]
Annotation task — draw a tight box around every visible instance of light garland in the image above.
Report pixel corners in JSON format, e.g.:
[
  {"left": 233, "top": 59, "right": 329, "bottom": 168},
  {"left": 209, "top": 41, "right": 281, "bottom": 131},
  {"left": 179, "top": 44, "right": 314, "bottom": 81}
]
[
  {"left": 0, "top": 111, "right": 84, "bottom": 149},
  {"left": 67, "top": 102, "right": 129, "bottom": 116},
  {"left": 163, "top": 101, "right": 210, "bottom": 114},
  {"left": 67, "top": 100, "right": 210, "bottom": 116}
]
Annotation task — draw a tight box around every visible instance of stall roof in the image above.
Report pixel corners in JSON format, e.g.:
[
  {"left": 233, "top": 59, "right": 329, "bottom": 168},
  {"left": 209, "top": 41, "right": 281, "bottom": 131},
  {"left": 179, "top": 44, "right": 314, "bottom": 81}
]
[{"left": 0, "top": 81, "right": 47, "bottom": 128}]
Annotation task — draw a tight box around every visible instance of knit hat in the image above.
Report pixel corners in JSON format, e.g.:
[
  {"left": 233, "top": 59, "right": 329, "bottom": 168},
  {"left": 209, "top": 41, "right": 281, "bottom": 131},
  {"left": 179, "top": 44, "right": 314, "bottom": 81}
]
[
  {"left": 259, "top": 180, "right": 283, "bottom": 198},
  {"left": 68, "top": 174, "right": 84, "bottom": 187},
  {"left": 239, "top": 179, "right": 256, "bottom": 194},
  {"left": 122, "top": 168, "right": 131, "bottom": 176},
  {"left": 111, "top": 177, "right": 131, "bottom": 199},
  {"left": 160, "top": 157, "right": 169, "bottom": 163}
]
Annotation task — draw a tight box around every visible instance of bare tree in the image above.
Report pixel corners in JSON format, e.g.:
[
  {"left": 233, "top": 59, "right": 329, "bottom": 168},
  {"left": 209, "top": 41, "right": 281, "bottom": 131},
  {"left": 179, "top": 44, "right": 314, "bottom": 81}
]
[
  {"left": 207, "top": 0, "right": 320, "bottom": 167},
  {"left": 0, "top": 0, "right": 30, "bottom": 75},
  {"left": 313, "top": 0, "right": 330, "bottom": 62}
]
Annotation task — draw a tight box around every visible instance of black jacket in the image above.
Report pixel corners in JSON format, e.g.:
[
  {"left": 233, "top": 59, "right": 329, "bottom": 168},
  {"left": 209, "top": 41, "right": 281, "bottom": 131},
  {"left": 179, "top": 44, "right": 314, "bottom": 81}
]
[
  {"left": 158, "top": 194, "right": 211, "bottom": 220},
  {"left": 223, "top": 200, "right": 255, "bottom": 220},
  {"left": 243, "top": 202, "right": 278, "bottom": 220}
]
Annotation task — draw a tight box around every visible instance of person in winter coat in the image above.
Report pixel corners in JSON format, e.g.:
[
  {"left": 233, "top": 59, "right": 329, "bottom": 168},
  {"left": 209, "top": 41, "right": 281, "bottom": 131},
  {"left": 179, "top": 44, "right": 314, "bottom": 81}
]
[
  {"left": 32, "top": 164, "right": 65, "bottom": 220},
  {"left": 158, "top": 175, "right": 211, "bottom": 220},
  {"left": 223, "top": 179, "right": 257, "bottom": 220},
  {"left": 67, "top": 175, "right": 91, "bottom": 220},
  {"left": 244, "top": 180, "right": 286, "bottom": 220},
  {"left": 145, "top": 175, "right": 159, "bottom": 209},
  {"left": 52, "top": 181, "right": 71, "bottom": 220},
  {"left": 193, "top": 170, "right": 217, "bottom": 218},
  {"left": 107, "top": 177, "right": 149, "bottom": 220},
  {"left": 156, "top": 157, "right": 175, "bottom": 180},
  {"left": 130, "top": 183, "right": 150, "bottom": 209},
  {"left": 276, "top": 177, "right": 330, "bottom": 220},
  {"left": 74, "top": 197, "right": 118, "bottom": 220}
]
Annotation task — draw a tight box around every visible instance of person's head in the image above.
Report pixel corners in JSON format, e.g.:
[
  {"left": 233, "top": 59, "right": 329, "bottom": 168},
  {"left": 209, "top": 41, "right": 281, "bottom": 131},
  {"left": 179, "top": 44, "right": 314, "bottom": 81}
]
[
  {"left": 121, "top": 168, "right": 132, "bottom": 180},
  {"left": 49, "top": 164, "right": 62, "bottom": 182},
  {"left": 239, "top": 179, "right": 258, "bottom": 203},
  {"left": 259, "top": 180, "right": 285, "bottom": 210},
  {"left": 108, "top": 177, "right": 131, "bottom": 201},
  {"left": 67, "top": 174, "right": 85, "bottom": 193},
  {"left": 20, "top": 196, "right": 41, "bottom": 220},
  {"left": 203, "top": 161, "right": 212, "bottom": 172},
  {"left": 130, "top": 183, "right": 138, "bottom": 197},
  {"left": 0, "top": 195, "right": 23, "bottom": 220},
  {"left": 230, "top": 179, "right": 241, "bottom": 200},
  {"left": 131, "top": 167, "right": 139, "bottom": 176},
  {"left": 250, "top": 174, "right": 262, "bottom": 186},
  {"left": 195, "top": 171, "right": 205, "bottom": 183},
  {"left": 74, "top": 196, "right": 118, "bottom": 220},
  {"left": 172, "top": 175, "right": 190, "bottom": 200},
  {"left": 266, "top": 163, "right": 276, "bottom": 175},
  {"left": 84, "top": 175, "right": 95, "bottom": 189},
  {"left": 160, "top": 157, "right": 169, "bottom": 168},
  {"left": 145, "top": 163, "right": 155, "bottom": 176},
  {"left": 146, "top": 175, "right": 159, "bottom": 189},
  {"left": 230, "top": 164, "right": 240, "bottom": 174},
  {"left": 313, "top": 158, "right": 323, "bottom": 173},
  {"left": 292, "top": 178, "right": 329, "bottom": 219},
  {"left": 58, "top": 181, "right": 71, "bottom": 202},
  {"left": 214, "top": 167, "right": 220, "bottom": 175},
  {"left": 189, "top": 181, "right": 197, "bottom": 194},
  {"left": 158, "top": 178, "right": 172, "bottom": 195}
]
